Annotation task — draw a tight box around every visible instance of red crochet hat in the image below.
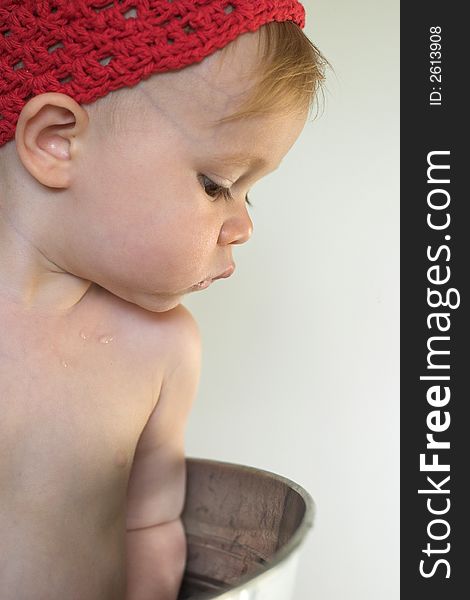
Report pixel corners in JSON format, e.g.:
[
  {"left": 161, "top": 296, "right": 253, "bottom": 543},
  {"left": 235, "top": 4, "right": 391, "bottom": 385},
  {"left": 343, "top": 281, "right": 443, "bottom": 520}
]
[{"left": 0, "top": 0, "right": 306, "bottom": 147}]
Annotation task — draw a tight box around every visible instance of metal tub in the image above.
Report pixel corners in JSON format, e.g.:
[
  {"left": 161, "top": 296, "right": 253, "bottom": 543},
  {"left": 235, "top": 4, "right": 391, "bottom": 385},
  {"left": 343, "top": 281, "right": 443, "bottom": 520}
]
[{"left": 178, "top": 458, "right": 314, "bottom": 600}]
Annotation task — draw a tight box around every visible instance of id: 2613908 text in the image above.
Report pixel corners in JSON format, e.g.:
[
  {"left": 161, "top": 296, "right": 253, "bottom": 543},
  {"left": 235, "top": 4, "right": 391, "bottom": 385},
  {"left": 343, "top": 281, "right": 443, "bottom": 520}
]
[{"left": 429, "top": 26, "right": 443, "bottom": 107}]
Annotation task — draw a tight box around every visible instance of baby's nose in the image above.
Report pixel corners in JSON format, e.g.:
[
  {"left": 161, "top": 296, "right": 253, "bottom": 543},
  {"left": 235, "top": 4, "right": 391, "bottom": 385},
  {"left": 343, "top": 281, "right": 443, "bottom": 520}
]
[{"left": 218, "top": 210, "right": 253, "bottom": 246}]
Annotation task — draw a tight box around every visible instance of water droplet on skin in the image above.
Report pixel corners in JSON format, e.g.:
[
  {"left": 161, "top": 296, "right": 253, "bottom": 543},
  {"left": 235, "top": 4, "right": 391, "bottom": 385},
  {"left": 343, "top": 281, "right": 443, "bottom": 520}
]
[
  {"left": 80, "top": 331, "right": 88, "bottom": 340},
  {"left": 61, "top": 360, "right": 68, "bottom": 368},
  {"left": 99, "top": 335, "right": 114, "bottom": 344}
]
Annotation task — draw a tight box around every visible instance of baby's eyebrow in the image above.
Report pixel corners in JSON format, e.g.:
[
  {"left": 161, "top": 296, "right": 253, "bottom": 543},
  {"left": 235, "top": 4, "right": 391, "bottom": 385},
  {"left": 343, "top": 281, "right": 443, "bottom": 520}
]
[{"left": 211, "top": 153, "right": 269, "bottom": 169}]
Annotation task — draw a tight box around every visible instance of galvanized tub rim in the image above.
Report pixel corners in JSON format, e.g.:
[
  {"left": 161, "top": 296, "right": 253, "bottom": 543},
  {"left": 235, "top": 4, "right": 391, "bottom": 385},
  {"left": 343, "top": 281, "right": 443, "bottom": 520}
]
[{"left": 184, "top": 457, "right": 315, "bottom": 599}]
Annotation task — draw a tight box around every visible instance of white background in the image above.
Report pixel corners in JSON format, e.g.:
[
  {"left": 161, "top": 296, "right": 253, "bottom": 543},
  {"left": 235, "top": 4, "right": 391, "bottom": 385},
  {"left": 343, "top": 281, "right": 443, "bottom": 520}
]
[{"left": 184, "top": 1, "right": 399, "bottom": 598}]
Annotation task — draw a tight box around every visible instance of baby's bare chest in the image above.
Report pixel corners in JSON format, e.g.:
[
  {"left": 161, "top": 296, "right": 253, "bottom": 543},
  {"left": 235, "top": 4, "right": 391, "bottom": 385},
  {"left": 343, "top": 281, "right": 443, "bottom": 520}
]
[{"left": 0, "top": 307, "right": 160, "bottom": 529}]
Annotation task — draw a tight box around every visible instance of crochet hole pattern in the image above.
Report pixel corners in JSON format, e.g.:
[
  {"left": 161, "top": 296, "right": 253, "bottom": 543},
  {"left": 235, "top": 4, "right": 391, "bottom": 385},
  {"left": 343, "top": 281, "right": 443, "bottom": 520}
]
[
  {"left": 0, "top": 0, "right": 205, "bottom": 123},
  {"left": 123, "top": 7, "right": 137, "bottom": 19},
  {"left": 0, "top": 0, "right": 306, "bottom": 138},
  {"left": 98, "top": 56, "right": 114, "bottom": 66},
  {"left": 0, "top": 0, "right": 232, "bottom": 124},
  {"left": 48, "top": 42, "right": 64, "bottom": 53}
]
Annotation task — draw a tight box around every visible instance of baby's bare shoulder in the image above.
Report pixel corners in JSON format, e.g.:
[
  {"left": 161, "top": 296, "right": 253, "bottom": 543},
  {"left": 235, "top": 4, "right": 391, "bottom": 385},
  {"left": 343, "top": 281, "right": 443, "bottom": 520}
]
[{"left": 90, "top": 285, "right": 200, "bottom": 374}]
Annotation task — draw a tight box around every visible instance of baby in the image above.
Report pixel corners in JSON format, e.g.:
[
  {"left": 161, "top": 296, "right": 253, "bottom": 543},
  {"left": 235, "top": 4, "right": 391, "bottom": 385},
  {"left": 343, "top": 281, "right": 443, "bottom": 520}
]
[{"left": 0, "top": 1, "right": 326, "bottom": 599}]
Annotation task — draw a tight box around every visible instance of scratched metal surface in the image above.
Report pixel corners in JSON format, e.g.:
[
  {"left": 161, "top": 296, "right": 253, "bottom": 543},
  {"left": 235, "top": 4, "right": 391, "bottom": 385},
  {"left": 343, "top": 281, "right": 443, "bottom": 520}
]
[{"left": 178, "top": 458, "right": 314, "bottom": 600}]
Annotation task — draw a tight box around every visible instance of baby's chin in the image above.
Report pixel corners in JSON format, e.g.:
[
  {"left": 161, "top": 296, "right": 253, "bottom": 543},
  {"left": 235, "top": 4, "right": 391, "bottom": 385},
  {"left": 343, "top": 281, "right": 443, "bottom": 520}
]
[
  {"left": 128, "top": 292, "right": 185, "bottom": 313},
  {"left": 99, "top": 280, "right": 203, "bottom": 313}
]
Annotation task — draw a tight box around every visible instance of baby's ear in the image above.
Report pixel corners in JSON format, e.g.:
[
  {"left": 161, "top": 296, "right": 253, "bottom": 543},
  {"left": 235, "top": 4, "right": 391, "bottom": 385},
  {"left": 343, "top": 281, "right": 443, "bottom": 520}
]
[{"left": 14, "top": 93, "right": 89, "bottom": 189}]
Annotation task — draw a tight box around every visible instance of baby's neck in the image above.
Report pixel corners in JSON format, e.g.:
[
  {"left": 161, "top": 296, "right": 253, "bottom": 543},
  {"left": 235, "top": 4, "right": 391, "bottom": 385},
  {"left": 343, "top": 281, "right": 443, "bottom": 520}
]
[
  {"left": 0, "top": 275, "right": 94, "bottom": 317},
  {"left": 0, "top": 209, "right": 92, "bottom": 314}
]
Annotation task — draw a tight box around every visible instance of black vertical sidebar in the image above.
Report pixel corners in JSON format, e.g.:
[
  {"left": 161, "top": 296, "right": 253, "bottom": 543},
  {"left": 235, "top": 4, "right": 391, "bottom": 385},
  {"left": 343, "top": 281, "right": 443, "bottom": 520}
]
[{"left": 401, "top": 3, "right": 468, "bottom": 599}]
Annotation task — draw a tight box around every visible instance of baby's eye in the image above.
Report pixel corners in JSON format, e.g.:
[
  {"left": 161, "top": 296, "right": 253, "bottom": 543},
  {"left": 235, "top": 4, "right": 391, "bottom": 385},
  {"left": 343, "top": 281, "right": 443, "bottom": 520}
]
[
  {"left": 200, "top": 175, "right": 232, "bottom": 201},
  {"left": 199, "top": 174, "right": 252, "bottom": 206}
]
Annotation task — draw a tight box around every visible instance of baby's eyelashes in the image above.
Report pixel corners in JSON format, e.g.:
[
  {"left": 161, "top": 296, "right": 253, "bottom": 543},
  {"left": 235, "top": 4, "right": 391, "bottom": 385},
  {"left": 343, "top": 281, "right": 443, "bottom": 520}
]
[
  {"left": 199, "top": 174, "right": 232, "bottom": 201},
  {"left": 198, "top": 174, "right": 253, "bottom": 206}
]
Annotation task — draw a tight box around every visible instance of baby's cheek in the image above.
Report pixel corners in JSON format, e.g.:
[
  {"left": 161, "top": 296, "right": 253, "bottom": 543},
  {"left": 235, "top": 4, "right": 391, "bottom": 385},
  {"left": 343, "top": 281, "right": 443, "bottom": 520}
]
[
  {"left": 124, "top": 226, "right": 201, "bottom": 281},
  {"left": 100, "top": 203, "right": 218, "bottom": 288}
]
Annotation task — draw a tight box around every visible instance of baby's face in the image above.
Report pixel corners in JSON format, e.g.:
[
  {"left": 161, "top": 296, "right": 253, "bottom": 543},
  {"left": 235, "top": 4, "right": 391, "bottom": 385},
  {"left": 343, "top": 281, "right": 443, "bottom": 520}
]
[{"left": 65, "top": 31, "right": 307, "bottom": 312}]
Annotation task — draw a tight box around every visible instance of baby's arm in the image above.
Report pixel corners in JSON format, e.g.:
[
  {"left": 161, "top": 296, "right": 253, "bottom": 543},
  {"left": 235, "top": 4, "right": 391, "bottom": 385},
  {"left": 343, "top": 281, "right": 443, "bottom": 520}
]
[{"left": 125, "top": 306, "right": 201, "bottom": 600}]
